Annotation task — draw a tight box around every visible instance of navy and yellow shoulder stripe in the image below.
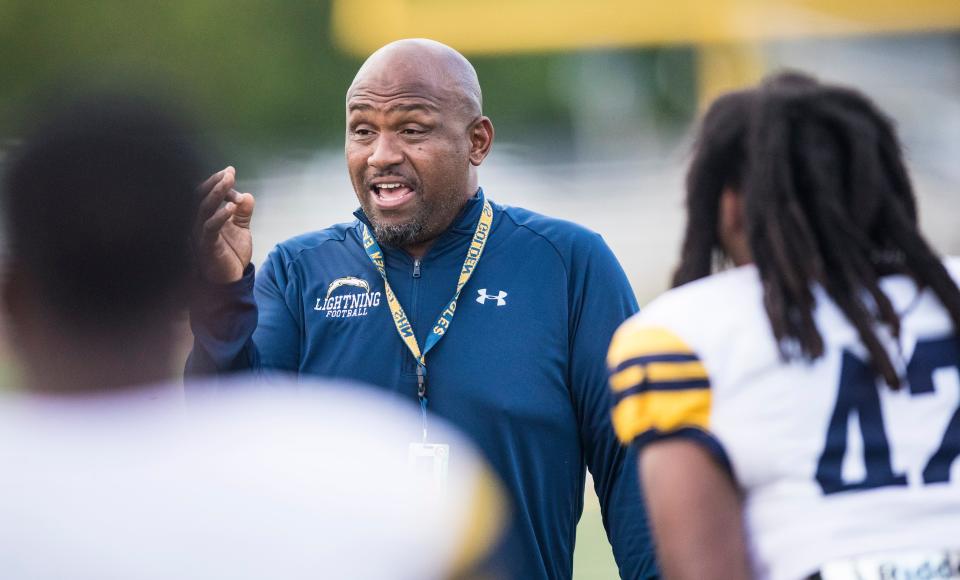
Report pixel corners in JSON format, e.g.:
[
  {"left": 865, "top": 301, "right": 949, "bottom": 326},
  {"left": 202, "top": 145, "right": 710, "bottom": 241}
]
[{"left": 607, "top": 324, "right": 712, "bottom": 445}]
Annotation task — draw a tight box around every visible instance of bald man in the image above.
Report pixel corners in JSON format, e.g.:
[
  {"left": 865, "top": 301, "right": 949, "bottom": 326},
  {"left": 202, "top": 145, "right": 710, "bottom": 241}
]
[{"left": 189, "top": 39, "right": 657, "bottom": 579}]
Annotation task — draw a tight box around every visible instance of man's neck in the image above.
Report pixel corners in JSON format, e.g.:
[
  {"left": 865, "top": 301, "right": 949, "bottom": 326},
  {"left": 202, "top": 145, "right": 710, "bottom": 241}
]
[
  {"left": 23, "top": 325, "right": 179, "bottom": 397},
  {"left": 402, "top": 238, "right": 435, "bottom": 260},
  {"left": 400, "top": 185, "right": 480, "bottom": 259}
]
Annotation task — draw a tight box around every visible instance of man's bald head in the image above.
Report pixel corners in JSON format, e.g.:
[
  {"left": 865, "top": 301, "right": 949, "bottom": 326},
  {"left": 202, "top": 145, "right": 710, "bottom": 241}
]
[
  {"left": 344, "top": 38, "right": 495, "bottom": 255},
  {"left": 347, "top": 39, "right": 482, "bottom": 120}
]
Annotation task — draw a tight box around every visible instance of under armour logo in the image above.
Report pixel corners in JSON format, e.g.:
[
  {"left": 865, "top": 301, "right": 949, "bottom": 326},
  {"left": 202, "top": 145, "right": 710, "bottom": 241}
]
[{"left": 476, "top": 289, "right": 507, "bottom": 306}]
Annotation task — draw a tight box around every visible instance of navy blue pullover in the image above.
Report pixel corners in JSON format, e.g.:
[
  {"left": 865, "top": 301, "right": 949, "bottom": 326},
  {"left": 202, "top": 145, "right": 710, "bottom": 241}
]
[{"left": 188, "top": 190, "right": 657, "bottom": 579}]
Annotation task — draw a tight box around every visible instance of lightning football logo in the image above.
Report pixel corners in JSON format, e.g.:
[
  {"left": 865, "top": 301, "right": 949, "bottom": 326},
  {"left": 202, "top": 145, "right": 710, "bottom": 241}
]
[{"left": 315, "top": 276, "right": 381, "bottom": 318}]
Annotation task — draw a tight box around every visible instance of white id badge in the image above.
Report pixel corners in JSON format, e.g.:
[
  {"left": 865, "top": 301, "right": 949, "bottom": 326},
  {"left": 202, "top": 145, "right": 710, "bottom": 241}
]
[{"left": 407, "top": 442, "right": 450, "bottom": 493}]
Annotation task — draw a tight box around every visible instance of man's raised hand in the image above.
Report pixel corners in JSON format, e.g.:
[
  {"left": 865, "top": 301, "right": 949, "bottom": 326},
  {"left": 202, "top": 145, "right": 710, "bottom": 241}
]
[{"left": 195, "top": 167, "right": 255, "bottom": 283}]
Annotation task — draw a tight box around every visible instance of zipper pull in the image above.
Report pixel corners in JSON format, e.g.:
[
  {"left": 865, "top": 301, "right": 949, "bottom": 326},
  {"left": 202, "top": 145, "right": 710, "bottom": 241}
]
[
  {"left": 412, "top": 258, "right": 421, "bottom": 278},
  {"left": 416, "top": 364, "right": 426, "bottom": 399}
]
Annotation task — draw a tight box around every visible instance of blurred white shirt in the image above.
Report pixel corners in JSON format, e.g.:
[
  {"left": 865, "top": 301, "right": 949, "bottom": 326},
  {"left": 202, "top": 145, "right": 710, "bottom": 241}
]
[{"left": 0, "top": 377, "right": 507, "bottom": 580}]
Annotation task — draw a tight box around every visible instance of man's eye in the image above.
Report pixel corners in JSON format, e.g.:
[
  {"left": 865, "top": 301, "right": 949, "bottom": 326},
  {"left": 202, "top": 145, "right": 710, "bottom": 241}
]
[
  {"left": 352, "top": 128, "right": 374, "bottom": 136},
  {"left": 400, "top": 127, "right": 426, "bottom": 136}
]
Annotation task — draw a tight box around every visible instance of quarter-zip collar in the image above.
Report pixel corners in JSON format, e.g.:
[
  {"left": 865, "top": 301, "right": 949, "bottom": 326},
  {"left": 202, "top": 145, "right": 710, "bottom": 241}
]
[{"left": 352, "top": 188, "right": 487, "bottom": 259}]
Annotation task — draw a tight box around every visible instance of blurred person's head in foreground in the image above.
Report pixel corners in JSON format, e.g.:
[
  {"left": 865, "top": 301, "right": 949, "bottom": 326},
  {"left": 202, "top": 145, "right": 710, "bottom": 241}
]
[
  {"left": 1, "top": 94, "right": 206, "bottom": 394},
  {"left": 673, "top": 70, "right": 960, "bottom": 386}
]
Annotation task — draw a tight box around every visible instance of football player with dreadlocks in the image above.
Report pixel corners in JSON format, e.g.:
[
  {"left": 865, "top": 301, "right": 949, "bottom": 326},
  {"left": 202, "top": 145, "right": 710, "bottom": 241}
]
[{"left": 609, "top": 72, "right": 960, "bottom": 580}]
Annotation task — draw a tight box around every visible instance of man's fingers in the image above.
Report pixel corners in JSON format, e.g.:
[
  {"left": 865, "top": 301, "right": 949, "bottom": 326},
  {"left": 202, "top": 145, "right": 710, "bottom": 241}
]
[
  {"left": 200, "top": 202, "right": 236, "bottom": 240},
  {"left": 197, "top": 171, "right": 236, "bottom": 222},
  {"left": 197, "top": 166, "right": 234, "bottom": 195},
  {"left": 197, "top": 170, "right": 223, "bottom": 195},
  {"left": 230, "top": 192, "right": 256, "bottom": 228}
]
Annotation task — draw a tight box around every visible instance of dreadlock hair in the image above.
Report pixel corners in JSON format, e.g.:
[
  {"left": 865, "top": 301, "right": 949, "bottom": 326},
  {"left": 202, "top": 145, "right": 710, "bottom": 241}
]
[{"left": 673, "top": 71, "right": 960, "bottom": 388}]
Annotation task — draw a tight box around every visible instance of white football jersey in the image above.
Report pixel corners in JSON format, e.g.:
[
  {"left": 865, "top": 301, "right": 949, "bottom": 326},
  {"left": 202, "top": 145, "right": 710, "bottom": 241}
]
[
  {"left": 0, "top": 378, "right": 509, "bottom": 580},
  {"left": 609, "top": 260, "right": 960, "bottom": 580}
]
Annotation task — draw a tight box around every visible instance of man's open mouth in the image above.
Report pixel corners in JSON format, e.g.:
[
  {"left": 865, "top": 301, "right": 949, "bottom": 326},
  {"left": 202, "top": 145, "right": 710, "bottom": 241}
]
[{"left": 370, "top": 182, "right": 415, "bottom": 209}]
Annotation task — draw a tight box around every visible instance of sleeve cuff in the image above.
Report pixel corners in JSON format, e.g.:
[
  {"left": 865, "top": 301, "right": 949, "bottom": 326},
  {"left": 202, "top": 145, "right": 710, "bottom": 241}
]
[
  {"left": 632, "top": 427, "right": 734, "bottom": 479},
  {"left": 197, "top": 263, "right": 256, "bottom": 295},
  {"left": 190, "top": 262, "right": 258, "bottom": 345}
]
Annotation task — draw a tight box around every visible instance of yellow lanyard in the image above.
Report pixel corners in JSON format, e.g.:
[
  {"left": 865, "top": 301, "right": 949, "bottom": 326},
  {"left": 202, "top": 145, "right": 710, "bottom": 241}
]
[{"left": 361, "top": 199, "right": 494, "bottom": 439}]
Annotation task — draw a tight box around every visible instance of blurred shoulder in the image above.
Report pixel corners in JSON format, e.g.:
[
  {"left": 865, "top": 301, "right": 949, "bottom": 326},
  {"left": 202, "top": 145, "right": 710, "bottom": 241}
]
[
  {"left": 189, "top": 375, "right": 466, "bottom": 451},
  {"left": 610, "top": 265, "right": 763, "bottom": 361},
  {"left": 0, "top": 377, "right": 511, "bottom": 579},
  {"left": 643, "top": 265, "right": 761, "bottom": 325}
]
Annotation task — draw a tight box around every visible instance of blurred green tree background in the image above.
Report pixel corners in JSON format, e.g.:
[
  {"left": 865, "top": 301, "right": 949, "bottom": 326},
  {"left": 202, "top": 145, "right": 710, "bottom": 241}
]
[{"left": 0, "top": 0, "right": 696, "bottom": 170}]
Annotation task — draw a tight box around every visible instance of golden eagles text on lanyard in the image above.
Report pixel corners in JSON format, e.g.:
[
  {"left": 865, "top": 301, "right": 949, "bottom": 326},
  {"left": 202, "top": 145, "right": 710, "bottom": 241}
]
[{"left": 361, "top": 199, "right": 493, "bottom": 370}]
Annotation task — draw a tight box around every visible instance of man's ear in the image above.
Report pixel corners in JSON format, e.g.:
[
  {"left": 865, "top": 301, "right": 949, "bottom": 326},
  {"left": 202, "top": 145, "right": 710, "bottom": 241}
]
[{"left": 468, "top": 116, "right": 494, "bottom": 166}]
